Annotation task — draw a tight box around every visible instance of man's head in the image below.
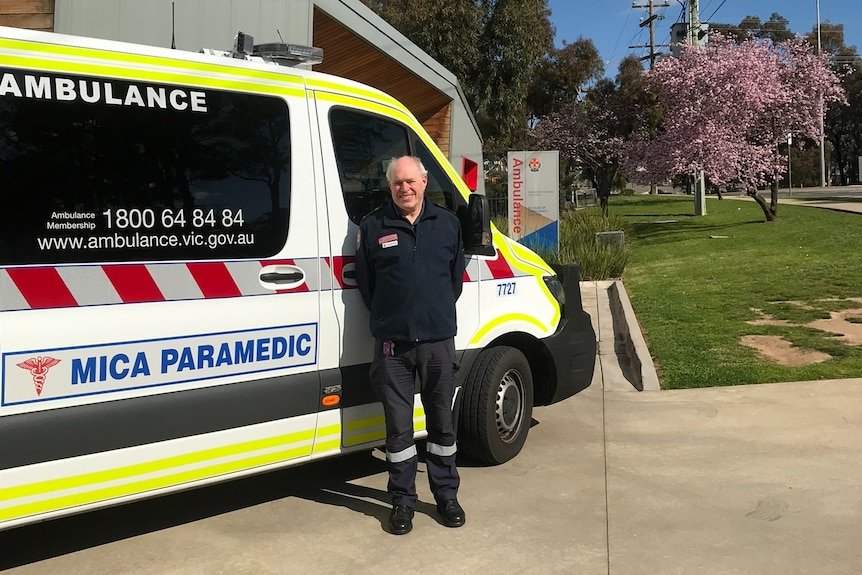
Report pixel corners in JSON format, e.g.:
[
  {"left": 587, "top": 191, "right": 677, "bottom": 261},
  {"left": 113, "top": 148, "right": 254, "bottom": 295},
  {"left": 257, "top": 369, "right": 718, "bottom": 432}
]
[{"left": 386, "top": 156, "right": 427, "bottom": 219}]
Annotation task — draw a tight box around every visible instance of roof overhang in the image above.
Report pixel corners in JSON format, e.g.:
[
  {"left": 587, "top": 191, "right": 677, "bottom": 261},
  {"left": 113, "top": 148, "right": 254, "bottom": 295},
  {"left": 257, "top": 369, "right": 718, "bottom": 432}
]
[{"left": 311, "top": 0, "right": 479, "bottom": 135}]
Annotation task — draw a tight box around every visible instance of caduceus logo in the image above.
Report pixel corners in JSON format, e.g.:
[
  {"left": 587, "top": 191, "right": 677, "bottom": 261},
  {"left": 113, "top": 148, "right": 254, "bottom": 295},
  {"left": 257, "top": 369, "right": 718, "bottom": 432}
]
[{"left": 17, "top": 356, "right": 61, "bottom": 396}]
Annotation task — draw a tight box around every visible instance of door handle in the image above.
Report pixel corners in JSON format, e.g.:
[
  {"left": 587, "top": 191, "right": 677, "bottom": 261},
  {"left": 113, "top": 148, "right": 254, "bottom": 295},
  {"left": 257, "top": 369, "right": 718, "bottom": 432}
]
[
  {"left": 259, "top": 265, "right": 306, "bottom": 288},
  {"left": 260, "top": 271, "right": 303, "bottom": 284}
]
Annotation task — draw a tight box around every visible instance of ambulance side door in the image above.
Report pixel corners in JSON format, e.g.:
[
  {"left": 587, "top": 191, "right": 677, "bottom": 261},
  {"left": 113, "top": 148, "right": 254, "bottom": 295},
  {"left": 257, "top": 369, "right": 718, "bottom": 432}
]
[
  {"left": 312, "top": 91, "right": 478, "bottom": 448},
  {"left": 0, "top": 68, "right": 324, "bottom": 501}
]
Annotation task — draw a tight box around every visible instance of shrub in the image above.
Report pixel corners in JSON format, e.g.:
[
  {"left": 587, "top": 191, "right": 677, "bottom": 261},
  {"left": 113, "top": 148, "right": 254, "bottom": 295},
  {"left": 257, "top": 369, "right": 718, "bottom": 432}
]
[{"left": 537, "top": 209, "right": 629, "bottom": 280}]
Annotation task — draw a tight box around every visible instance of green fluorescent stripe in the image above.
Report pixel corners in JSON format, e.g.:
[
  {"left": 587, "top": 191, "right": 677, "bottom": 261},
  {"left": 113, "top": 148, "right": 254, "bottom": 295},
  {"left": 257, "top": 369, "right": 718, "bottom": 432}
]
[
  {"left": 306, "top": 77, "right": 400, "bottom": 108},
  {"left": 315, "top": 424, "right": 341, "bottom": 437},
  {"left": 1, "top": 53, "right": 304, "bottom": 97},
  {"left": 1, "top": 429, "right": 314, "bottom": 502},
  {"left": 0, "top": 37, "right": 304, "bottom": 87},
  {"left": 0, "top": 445, "right": 311, "bottom": 523},
  {"left": 312, "top": 439, "right": 342, "bottom": 453},
  {"left": 345, "top": 416, "right": 385, "bottom": 432},
  {"left": 344, "top": 430, "right": 385, "bottom": 446}
]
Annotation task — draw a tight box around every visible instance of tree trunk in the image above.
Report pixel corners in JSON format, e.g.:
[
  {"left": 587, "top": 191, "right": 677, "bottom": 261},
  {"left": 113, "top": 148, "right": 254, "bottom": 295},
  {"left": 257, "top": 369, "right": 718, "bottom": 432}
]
[
  {"left": 595, "top": 173, "right": 613, "bottom": 217},
  {"left": 748, "top": 191, "right": 777, "bottom": 221},
  {"left": 834, "top": 141, "right": 847, "bottom": 185},
  {"left": 770, "top": 180, "right": 779, "bottom": 218},
  {"left": 599, "top": 193, "right": 609, "bottom": 216}
]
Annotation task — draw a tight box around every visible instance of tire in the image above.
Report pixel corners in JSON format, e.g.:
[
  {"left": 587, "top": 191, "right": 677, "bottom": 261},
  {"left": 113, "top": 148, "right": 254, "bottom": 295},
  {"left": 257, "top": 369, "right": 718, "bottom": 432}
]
[{"left": 458, "top": 346, "right": 534, "bottom": 464}]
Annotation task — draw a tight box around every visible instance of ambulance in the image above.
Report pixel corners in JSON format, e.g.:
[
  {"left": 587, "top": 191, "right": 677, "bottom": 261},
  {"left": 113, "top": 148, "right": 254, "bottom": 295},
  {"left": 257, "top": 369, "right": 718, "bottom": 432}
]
[{"left": 0, "top": 26, "right": 597, "bottom": 531}]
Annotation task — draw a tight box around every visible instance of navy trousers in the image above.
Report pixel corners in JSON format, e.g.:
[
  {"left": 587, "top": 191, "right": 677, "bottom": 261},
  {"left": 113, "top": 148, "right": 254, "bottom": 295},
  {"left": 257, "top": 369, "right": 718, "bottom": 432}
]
[{"left": 370, "top": 337, "right": 460, "bottom": 507}]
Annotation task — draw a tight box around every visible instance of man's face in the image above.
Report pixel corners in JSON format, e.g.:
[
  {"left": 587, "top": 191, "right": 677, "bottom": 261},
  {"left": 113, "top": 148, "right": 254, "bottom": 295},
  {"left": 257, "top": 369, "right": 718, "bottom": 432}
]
[{"left": 388, "top": 157, "right": 427, "bottom": 217}]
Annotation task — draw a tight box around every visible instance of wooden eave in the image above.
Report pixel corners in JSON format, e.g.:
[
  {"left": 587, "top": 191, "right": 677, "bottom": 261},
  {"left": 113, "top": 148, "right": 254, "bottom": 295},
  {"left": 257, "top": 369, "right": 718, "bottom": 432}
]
[{"left": 311, "top": 8, "right": 450, "bottom": 127}]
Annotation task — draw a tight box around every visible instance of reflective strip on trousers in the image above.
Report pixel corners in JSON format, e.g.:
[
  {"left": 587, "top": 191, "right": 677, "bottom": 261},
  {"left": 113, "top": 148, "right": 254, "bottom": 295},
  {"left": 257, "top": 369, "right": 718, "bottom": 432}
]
[
  {"left": 387, "top": 444, "right": 418, "bottom": 463},
  {"left": 427, "top": 442, "right": 457, "bottom": 457}
]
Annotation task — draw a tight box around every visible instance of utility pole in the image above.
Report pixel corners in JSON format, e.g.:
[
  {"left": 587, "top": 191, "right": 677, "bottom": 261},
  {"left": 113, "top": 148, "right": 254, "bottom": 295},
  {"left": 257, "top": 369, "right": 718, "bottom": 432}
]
[
  {"left": 689, "top": 0, "right": 700, "bottom": 45},
  {"left": 689, "top": 0, "right": 706, "bottom": 215},
  {"left": 817, "top": 0, "right": 827, "bottom": 187},
  {"left": 631, "top": 0, "right": 670, "bottom": 196},
  {"left": 631, "top": 0, "right": 670, "bottom": 70}
]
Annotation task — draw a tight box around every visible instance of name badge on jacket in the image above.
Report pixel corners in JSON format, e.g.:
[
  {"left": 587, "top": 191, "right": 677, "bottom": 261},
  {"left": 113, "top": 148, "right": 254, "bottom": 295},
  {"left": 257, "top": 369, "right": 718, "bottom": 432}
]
[{"left": 378, "top": 233, "right": 399, "bottom": 248}]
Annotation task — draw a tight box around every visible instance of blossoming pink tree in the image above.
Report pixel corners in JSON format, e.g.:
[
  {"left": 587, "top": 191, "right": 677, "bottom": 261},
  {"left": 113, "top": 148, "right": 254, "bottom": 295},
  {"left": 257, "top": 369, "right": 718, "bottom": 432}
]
[{"left": 627, "top": 34, "right": 846, "bottom": 221}]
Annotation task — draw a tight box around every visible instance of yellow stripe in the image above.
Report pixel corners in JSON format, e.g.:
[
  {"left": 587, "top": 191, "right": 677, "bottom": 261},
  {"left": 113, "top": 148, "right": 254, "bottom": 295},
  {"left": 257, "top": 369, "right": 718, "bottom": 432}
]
[
  {"left": 345, "top": 415, "right": 385, "bottom": 432},
  {"left": 343, "top": 407, "right": 426, "bottom": 446},
  {"left": 0, "top": 444, "right": 311, "bottom": 523},
  {"left": 344, "top": 407, "right": 426, "bottom": 434},
  {"left": 315, "top": 424, "right": 341, "bottom": 437},
  {"left": 1, "top": 53, "right": 305, "bottom": 98},
  {"left": 315, "top": 91, "right": 412, "bottom": 122},
  {"left": 493, "top": 236, "right": 560, "bottom": 328},
  {"left": 0, "top": 37, "right": 305, "bottom": 88},
  {"left": 470, "top": 313, "right": 550, "bottom": 346},
  {"left": 306, "top": 77, "right": 401, "bottom": 109},
  {"left": 507, "top": 238, "right": 555, "bottom": 274},
  {"left": 312, "top": 424, "right": 342, "bottom": 454},
  {"left": 344, "top": 430, "right": 385, "bottom": 446},
  {"left": 312, "top": 439, "right": 342, "bottom": 453},
  {"left": 1, "top": 429, "right": 313, "bottom": 502}
]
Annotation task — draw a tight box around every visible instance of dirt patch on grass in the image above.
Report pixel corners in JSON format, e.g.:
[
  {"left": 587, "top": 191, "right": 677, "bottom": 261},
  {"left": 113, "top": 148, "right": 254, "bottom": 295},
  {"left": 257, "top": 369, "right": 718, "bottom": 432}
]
[
  {"left": 744, "top": 300, "right": 862, "bottom": 365},
  {"left": 808, "top": 308, "right": 862, "bottom": 345},
  {"left": 748, "top": 308, "right": 795, "bottom": 327},
  {"left": 740, "top": 335, "right": 831, "bottom": 367}
]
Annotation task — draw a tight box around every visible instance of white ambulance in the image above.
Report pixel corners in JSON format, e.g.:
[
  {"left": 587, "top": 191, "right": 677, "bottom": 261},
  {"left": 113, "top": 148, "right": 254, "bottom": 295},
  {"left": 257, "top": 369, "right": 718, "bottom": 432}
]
[{"left": 0, "top": 26, "right": 597, "bottom": 531}]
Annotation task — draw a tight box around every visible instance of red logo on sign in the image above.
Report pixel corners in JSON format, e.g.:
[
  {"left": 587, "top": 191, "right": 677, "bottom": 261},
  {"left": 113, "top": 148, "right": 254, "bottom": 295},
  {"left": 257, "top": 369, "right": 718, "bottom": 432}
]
[
  {"left": 529, "top": 157, "right": 541, "bottom": 171},
  {"left": 16, "top": 356, "right": 61, "bottom": 396}
]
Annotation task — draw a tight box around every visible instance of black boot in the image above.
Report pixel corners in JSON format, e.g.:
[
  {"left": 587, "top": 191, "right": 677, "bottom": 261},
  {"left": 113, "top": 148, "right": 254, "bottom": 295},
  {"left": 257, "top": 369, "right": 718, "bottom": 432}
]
[{"left": 388, "top": 504, "right": 414, "bottom": 535}]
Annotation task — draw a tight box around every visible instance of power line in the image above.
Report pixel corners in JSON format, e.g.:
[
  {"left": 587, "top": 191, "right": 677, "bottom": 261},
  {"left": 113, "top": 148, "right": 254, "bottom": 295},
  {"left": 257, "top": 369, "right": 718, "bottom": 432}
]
[
  {"left": 608, "top": 5, "right": 635, "bottom": 65},
  {"left": 704, "top": 0, "right": 728, "bottom": 23}
]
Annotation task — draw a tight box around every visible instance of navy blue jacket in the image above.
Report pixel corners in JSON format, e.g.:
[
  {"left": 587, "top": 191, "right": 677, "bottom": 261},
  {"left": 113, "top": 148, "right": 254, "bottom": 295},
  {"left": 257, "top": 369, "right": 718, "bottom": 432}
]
[{"left": 355, "top": 199, "right": 465, "bottom": 342}]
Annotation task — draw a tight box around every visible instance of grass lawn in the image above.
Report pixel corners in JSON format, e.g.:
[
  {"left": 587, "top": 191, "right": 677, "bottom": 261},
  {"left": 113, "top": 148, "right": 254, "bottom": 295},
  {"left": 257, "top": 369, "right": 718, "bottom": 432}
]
[{"left": 612, "top": 194, "right": 862, "bottom": 389}]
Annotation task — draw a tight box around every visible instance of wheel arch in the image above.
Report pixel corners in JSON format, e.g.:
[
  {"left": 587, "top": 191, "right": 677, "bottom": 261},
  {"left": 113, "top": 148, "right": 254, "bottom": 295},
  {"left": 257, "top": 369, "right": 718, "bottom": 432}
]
[{"left": 459, "top": 331, "right": 556, "bottom": 407}]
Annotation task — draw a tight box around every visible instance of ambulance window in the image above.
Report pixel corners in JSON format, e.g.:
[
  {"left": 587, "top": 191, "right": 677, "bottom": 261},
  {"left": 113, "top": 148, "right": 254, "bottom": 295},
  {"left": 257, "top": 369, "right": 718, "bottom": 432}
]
[
  {"left": 330, "top": 109, "right": 409, "bottom": 224},
  {"left": 330, "top": 109, "right": 463, "bottom": 223},
  {"left": 411, "top": 139, "right": 459, "bottom": 212},
  {"left": 0, "top": 68, "right": 292, "bottom": 265}
]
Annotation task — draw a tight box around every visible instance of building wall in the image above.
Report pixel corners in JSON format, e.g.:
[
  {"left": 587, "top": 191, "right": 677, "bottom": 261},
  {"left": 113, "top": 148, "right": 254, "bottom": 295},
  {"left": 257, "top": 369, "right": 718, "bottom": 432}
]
[
  {"left": 54, "top": 0, "right": 312, "bottom": 53},
  {"left": 0, "top": 0, "right": 55, "bottom": 31}
]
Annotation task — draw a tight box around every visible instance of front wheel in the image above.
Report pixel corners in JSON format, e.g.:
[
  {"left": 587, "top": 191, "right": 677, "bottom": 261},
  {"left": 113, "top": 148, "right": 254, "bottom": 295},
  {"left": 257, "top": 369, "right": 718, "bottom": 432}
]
[{"left": 458, "top": 346, "right": 534, "bottom": 464}]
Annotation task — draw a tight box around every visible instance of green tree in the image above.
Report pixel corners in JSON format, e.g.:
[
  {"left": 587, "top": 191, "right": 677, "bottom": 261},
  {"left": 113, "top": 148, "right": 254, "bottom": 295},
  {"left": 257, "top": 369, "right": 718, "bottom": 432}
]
[
  {"left": 359, "top": 0, "right": 482, "bottom": 87},
  {"left": 361, "top": 0, "right": 553, "bottom": 154},
  {"left": 527, "top": 37, "right": 604, "bottom": 121},
  {"left": 711, "top": 12, "right": 793, "bottom": 43},
  {"left": 531, "top": 57, "right": 648, "bottom": 215}
]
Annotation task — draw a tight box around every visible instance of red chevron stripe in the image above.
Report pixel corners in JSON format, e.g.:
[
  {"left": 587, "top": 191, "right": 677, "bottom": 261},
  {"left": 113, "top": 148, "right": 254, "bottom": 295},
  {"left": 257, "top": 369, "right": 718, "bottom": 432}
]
[
  {"left": 6, "top": 267, "right": 77, "bottom": 309},
  {"left": 326, "top": 256, "right": 355, "bottom": 290},
  {"left": 103, "top": 264, "right": 165, "bottom": 303},
  {"left": 186, "top": 262, "right": 241, "bottom": 298},
  {"left": 484, "top": 250, "right": 515, "bottom": 279}
]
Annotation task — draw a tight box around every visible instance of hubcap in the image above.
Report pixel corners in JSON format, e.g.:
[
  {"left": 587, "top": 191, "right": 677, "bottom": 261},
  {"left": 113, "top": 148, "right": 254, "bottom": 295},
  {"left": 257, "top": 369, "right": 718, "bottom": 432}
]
[{"left": 495, "top": 369, "right": 525, "bottom": 443}]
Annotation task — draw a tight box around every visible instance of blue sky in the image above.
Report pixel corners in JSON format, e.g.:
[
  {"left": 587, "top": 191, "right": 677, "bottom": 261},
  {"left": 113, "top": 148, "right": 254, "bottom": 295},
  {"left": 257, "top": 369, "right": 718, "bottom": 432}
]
[{"left": 547, "top": 0, "right": 862, "bottom": 75}]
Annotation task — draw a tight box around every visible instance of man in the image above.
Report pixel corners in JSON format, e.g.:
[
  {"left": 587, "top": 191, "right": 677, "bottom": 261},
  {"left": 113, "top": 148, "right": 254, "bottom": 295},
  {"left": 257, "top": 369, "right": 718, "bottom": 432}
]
[{"left": 355, "top": 155, "right": 466, "bottom": 535}]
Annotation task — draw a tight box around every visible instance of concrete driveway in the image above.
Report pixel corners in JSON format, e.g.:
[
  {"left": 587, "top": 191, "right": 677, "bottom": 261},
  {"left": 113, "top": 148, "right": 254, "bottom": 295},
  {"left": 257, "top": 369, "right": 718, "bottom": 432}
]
[
  {"left": 2, "top": 282, "right": 862, "bottom": 574},
  {"left": 4, "top": 385, "right": 861, "bottom": 574}
]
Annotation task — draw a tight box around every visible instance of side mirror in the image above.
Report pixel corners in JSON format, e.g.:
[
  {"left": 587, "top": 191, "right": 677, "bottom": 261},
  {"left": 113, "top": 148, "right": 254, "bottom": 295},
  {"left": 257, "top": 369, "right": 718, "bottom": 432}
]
[{"left": 460, "top": 193, "right": 494, "bottom": 256}]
